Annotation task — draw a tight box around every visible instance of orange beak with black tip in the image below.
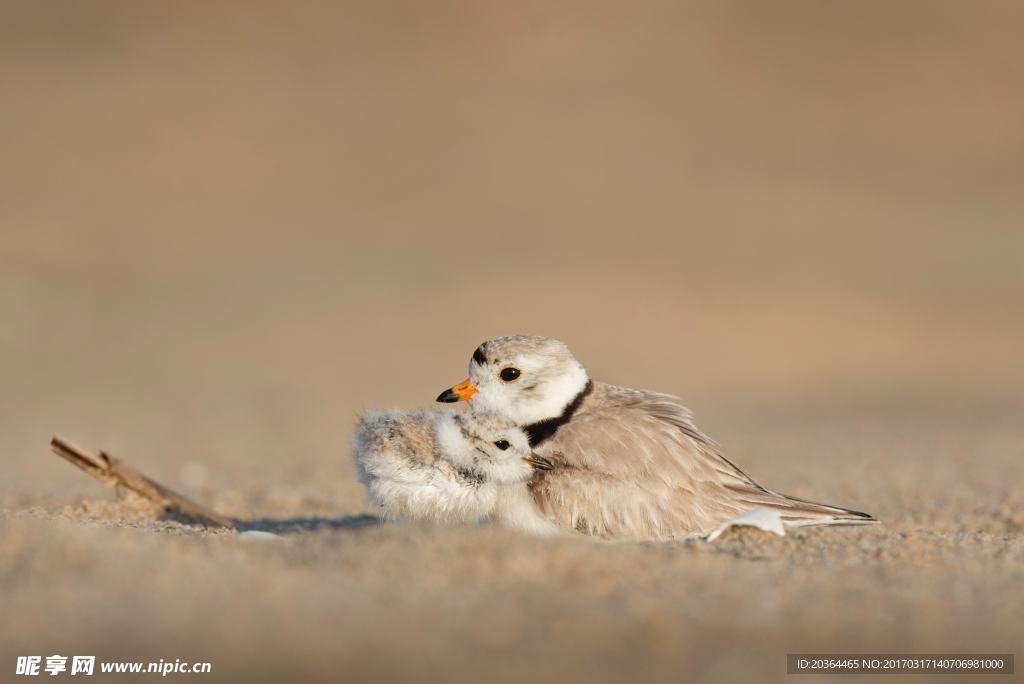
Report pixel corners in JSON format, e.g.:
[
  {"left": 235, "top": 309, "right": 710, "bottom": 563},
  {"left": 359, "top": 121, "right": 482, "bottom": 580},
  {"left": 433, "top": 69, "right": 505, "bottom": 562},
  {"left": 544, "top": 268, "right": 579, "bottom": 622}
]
[{"left": 437, "top": 379, "right": 478, "bottom": 403}]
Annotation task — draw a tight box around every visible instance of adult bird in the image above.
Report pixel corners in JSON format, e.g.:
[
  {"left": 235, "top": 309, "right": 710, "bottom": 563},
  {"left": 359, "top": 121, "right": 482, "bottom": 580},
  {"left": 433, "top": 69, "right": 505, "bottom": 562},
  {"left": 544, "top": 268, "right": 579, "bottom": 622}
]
[{"left": 438, "top": 335, "right": 877, "bottom": 539}]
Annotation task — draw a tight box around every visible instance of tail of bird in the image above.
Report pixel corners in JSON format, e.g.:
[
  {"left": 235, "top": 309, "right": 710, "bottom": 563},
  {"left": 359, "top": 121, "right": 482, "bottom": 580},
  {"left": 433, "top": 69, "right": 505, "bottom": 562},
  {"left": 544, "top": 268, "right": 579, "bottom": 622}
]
[{"left": 729, "top": 485, "right": 879, "bottom": 527}]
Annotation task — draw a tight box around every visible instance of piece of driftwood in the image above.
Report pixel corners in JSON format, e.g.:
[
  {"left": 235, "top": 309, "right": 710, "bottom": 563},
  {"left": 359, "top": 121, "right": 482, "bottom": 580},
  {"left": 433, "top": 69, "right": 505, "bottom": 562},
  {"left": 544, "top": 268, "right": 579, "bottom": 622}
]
[{"left": 50, "top": 435, "right": 235, "bottom": 528}]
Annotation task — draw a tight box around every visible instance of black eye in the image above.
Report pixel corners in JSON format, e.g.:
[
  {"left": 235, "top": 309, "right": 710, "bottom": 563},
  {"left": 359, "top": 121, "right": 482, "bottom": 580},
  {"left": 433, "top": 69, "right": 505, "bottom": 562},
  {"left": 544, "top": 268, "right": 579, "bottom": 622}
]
[
  {"left": 499, "top": 367, "right": 521, "bottom": 382},
  {"left": 493, "top": 440, "right": 510, "bottom": 451}
]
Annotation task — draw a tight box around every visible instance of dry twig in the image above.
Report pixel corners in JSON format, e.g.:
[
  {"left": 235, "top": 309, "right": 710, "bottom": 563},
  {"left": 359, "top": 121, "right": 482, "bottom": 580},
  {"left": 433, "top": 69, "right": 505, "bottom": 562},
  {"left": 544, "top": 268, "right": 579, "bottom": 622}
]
[{"left": 50, "top": 435, "right": 235, "bottom": 528}]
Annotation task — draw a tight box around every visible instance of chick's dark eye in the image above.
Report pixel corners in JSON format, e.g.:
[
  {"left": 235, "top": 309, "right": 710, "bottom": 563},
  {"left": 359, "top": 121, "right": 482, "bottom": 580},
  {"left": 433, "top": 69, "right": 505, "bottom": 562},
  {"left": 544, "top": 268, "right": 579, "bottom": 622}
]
[
  {"left": 493, "top": 440, "right": 510, "bottom": 451},
  {"left": 499, "top": 367, "right": 521, "bottom": 382}
]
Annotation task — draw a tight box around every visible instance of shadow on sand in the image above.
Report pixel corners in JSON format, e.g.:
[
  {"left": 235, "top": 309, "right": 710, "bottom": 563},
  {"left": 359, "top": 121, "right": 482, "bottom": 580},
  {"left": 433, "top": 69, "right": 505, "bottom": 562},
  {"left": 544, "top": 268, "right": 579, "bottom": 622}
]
[
  {"left": 156, "top": 511, "right": 382, "bottom": 534},
  {"left": 233, "top": 514, "right": 381, "bottom": 534}
]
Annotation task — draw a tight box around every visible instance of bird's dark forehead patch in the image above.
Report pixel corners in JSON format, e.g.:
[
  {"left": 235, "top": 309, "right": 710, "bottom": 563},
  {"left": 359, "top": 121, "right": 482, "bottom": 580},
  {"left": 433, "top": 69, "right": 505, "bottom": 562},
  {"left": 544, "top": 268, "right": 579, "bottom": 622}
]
[{"left": 472, "top": 346, "right": 487, "bottom": 365}]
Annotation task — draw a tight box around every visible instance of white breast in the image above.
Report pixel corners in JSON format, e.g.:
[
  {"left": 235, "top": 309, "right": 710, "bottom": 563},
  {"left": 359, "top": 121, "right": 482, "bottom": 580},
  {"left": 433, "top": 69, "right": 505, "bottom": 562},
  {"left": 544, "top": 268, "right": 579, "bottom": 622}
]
[{"left": 486, "top": 483, "right": 564, "bottom": 536}]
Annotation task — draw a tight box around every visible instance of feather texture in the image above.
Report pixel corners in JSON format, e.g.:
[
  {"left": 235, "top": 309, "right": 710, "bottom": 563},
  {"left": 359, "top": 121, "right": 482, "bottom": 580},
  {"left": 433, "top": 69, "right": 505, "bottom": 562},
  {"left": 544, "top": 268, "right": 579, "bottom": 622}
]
[
  {"left": 529, "top": 382, "right": 877, "bottom": 539},
  {"left": 352, "top": 408, "right": 555, "bottom": 529}
]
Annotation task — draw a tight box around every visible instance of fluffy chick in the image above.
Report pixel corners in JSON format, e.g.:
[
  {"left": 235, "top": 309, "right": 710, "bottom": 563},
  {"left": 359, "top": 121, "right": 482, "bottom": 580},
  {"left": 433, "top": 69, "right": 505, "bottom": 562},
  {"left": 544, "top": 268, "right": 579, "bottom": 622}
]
[{"left": 353, "top": 409, "right": 555, "bottom": 529}]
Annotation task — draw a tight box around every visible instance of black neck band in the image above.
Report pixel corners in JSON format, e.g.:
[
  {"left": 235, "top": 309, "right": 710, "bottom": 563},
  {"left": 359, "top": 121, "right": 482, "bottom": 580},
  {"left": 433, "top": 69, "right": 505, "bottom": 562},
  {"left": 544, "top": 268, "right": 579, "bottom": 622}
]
[{"left": 523, "top": 380, "right": 593, "bottom": 447}]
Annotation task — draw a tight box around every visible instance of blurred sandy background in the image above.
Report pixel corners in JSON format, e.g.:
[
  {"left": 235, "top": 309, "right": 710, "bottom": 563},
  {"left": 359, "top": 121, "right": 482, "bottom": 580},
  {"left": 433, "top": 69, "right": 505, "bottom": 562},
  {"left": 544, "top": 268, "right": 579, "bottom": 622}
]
[{"left": 1, "top": 0, "right": 1022, "bottom": 681}]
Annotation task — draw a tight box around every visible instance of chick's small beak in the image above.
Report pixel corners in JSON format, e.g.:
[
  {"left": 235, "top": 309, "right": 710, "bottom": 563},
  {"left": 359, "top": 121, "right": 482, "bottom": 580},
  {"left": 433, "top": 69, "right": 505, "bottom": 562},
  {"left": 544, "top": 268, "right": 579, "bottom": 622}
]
[
  {"left": 523, "top": 454, "right": 554, "bottom": 471},
  {"left": 436, "top": 379, "right": 478, "bottom": 403}
]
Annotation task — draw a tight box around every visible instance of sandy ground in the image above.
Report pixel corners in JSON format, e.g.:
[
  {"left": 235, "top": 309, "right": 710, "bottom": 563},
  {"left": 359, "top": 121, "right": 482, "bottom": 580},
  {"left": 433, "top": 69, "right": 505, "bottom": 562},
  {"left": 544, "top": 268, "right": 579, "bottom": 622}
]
[
  {"left": 2, "top": 1, "right": 1023, "bottom": 682},
  {"left": 4, "top": 398, "right": 1024, "bottom": 683}
]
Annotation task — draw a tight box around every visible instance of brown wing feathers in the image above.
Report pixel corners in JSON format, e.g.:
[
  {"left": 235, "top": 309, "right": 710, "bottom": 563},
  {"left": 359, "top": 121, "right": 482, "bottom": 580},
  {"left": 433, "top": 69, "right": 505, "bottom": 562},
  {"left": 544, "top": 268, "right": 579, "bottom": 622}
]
[{"left": 530, "top": 383, "right": 877, "bottom": 537}]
